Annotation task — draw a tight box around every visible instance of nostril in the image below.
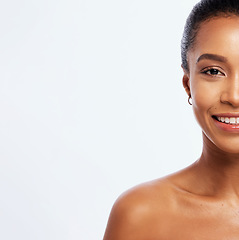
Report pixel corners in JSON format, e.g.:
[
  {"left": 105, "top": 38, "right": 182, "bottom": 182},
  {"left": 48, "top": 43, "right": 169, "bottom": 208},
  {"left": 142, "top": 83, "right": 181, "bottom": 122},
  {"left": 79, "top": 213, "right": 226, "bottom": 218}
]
[{"left": 220, "top": 92, "right": 239, "bottom": 107}]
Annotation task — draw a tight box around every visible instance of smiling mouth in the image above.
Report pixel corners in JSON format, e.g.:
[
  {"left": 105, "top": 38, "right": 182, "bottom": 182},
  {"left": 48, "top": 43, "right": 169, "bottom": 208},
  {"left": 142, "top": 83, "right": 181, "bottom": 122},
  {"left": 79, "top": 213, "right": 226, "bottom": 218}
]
[{"left": 213, "top": 116, "right": 239, "bottom": 125}]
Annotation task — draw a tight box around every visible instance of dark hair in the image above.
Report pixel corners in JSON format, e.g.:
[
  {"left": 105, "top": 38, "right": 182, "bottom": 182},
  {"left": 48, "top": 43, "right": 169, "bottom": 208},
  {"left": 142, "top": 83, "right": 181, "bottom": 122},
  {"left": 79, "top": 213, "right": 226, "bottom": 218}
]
[{"left": 181, "top": 0, "right": 239, "bottom": 71}]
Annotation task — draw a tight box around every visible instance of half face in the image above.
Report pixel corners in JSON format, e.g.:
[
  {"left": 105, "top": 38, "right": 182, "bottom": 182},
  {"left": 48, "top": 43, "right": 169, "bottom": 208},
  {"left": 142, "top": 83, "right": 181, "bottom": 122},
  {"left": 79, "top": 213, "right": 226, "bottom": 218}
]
[{"left": 184, "top": 16, "right": 239, "bottom": 154}]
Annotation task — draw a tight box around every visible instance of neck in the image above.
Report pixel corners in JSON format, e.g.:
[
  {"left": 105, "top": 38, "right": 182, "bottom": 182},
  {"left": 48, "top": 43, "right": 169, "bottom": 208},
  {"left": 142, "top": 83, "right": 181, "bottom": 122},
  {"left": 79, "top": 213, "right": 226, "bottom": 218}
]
[{"left": 194, "top": 133, "right": 239, "bottom": 199}]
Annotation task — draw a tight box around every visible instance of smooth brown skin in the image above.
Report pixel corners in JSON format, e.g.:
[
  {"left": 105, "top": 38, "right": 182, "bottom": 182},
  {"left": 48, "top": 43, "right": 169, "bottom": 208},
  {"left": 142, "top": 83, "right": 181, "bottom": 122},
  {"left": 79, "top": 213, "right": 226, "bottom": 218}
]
[{"left": 103, "top": 17, "right": 239, "bottom": 240}]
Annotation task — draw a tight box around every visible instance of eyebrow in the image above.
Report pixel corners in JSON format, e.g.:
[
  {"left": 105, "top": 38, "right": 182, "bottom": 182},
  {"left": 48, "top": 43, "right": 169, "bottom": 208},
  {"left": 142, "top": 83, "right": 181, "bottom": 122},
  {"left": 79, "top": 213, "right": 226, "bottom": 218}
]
[{"left": 196, "top": 53, "right": 228, "bottom": 63}]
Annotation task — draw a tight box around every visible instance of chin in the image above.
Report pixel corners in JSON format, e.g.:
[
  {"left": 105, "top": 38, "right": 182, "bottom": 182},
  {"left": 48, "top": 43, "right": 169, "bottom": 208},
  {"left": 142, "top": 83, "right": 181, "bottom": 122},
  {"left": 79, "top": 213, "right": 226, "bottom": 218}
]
[
  {"left": 210, "top": 137, "right": 239, "bottom": 155},
  {"left": 219, "top": 146, "right": 239, "bottom": 154},
  {"left": 202, "top": 130, "right": 239, "bottom": 154}
]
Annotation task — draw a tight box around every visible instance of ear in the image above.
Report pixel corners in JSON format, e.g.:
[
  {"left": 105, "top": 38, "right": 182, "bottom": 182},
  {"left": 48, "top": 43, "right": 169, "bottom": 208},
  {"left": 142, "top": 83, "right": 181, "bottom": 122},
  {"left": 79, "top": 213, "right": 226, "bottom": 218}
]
[{"left": 181, "top": 65, "right": 191, "bottom": 97}]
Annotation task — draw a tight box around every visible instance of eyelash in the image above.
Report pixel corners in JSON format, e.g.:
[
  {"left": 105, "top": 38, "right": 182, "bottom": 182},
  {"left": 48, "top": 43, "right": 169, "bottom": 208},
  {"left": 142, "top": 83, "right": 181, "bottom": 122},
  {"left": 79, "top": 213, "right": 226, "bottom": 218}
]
[{"left": 201, "top": 67, "right": 225, "bottom": 76}]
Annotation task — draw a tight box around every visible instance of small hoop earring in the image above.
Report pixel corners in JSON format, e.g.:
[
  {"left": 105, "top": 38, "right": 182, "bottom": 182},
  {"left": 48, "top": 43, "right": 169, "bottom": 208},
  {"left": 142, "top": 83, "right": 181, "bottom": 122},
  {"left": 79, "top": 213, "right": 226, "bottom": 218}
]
[{"left": 188, "top": 96, "right": 192, "bottom": 105}]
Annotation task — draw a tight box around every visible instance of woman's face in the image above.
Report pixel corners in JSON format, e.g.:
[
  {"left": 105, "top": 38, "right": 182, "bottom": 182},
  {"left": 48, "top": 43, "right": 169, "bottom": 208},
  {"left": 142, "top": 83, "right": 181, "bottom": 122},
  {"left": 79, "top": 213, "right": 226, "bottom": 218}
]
[{"left": 183, "top": 16, "right": 239, "bottom": 154}]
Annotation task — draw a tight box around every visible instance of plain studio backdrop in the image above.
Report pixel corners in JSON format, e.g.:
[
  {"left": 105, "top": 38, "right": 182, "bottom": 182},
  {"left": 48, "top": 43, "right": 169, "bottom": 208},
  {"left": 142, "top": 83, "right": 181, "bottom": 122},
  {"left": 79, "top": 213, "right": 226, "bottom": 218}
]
[{"left": 0, "top": 0, "right": 200, "bottom": 239}]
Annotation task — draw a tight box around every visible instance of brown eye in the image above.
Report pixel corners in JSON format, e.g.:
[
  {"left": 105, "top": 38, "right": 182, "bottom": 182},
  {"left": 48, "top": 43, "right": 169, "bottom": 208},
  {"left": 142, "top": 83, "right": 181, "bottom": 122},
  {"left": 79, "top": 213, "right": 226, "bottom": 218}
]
[
  {"left": 202, "top": 68, "right": 223, "bottom": 76},
  {"left": 208, "top": 69, "right": 219, "bottom": 75}
]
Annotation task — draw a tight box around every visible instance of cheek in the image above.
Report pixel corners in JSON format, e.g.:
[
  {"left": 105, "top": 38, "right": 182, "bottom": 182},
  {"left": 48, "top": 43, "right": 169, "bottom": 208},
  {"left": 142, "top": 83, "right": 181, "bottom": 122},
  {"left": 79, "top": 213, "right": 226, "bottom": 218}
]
[{"left": 191, "top": 80, "right": 221, "bottom": 127}]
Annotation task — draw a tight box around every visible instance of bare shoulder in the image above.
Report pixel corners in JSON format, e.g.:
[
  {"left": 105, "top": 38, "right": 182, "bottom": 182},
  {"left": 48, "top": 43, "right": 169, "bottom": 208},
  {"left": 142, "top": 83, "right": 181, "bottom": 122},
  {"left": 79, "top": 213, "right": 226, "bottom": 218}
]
[
  {"left": 103, "top": 177, "right": 179, "bottom": 240},
  {"left": 103, "top": 163, "right": 207, "bottom": 240}
]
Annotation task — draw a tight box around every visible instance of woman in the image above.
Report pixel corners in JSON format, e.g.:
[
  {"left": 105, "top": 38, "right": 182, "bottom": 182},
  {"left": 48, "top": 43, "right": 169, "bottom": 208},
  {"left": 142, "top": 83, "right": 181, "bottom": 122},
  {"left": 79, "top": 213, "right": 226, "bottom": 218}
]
[{"left": 103, "top": 0, "right": 239, "bottom": 239}]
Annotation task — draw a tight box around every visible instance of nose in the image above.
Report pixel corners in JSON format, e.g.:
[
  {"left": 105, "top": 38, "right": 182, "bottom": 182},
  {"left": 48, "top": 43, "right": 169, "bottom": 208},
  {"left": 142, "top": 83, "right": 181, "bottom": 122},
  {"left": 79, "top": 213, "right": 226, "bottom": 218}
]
[{"left": 220, "top": 73, "right": 239, "bottom": 107}]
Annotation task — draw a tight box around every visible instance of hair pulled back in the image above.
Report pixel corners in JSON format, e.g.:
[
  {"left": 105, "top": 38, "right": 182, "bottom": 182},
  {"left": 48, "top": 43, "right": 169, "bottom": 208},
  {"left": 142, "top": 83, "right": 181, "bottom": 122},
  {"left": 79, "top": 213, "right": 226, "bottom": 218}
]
[{"left": 181, "top": 0, "right": 239, "bottom": 71}]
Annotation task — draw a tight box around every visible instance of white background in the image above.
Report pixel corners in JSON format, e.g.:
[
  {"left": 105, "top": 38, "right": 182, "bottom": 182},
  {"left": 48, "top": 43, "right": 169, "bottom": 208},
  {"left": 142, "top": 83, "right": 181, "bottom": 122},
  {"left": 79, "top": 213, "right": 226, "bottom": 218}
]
[{"left": 0, "top": 0, "right": 201, "bottom": 239}]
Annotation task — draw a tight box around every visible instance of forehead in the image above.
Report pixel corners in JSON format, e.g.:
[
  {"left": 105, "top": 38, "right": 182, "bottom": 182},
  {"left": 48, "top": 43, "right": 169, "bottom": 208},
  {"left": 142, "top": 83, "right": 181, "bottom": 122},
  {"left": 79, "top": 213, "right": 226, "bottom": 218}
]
[{"left": 189, "top": 16, "right": 239, "bottom": 65}]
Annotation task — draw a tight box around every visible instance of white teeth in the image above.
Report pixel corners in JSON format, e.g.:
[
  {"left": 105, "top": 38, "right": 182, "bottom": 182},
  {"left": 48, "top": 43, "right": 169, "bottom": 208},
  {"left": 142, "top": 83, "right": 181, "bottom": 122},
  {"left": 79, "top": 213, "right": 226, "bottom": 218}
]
[
  {"left": 230, "top": 118, "right": 236, "bottom": 124},
  {"left": 216, "top": 116, "right": 239, "bottom": 124}
]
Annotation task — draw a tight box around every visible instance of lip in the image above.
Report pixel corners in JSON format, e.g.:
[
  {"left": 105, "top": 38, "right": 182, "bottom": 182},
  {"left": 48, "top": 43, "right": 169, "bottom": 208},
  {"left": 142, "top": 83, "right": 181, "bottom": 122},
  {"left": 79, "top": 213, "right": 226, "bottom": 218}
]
[
  {"left": 213, "top": 113, "right": 239, "bottom": 117},
  {"left": 212, "top": 115, "right": 239, "bottom": 132}
]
